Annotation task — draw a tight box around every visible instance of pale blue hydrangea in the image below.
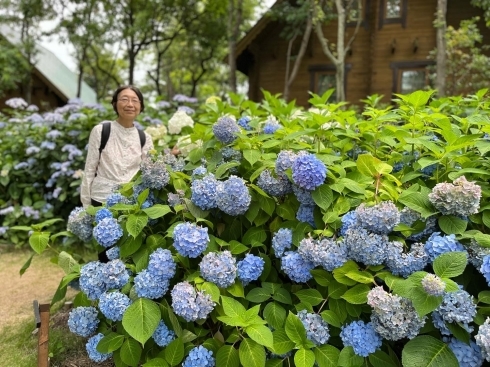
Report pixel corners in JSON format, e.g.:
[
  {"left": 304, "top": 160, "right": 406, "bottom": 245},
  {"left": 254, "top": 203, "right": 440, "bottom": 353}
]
[
  {"left": 153, "top": 320, "right": 176, "bottom": 347},
  {"left": 422, "top": 274, "right": 446, "bottom": 296},
  {"left": 157, "top": 100, "right": 171, "bottom": 108},
  {"left": 68, "top": 306, "right": 99, "bottom": 337},
  {"left": 296, "top": 204, "right": 316, "bottom": 227},
  {"left": 46, "top": 129, "right": 62, "bottom": 139},
  {"left": 292, "top": 185, "right": 315, "bottom": 205},
  {"left": 263, "top": 120, "right": 281, "bottom": 134},
  {"left": 141, "top": 155, "right": 170, "bottom": 189},
  {"left": 191, "top": 174, "right": 218, "bottom": 210},
  {"left": 340, "top": 210, "right": 358, "bottom": 236},
  {"left": 468, "top": 239, "right": 490, "bottom": 269},
  {"left": 86, "top": 333, "right": 112, "bottom": 362},
  {"left": 200, "top": 251, "right": 237, "bottom": 288},
  {"left": 40, "top": 141, "right": 56, "bottom": 150},
  {"left": 80, "top": 261, "right": 108, "bottom": 300},
  {"left": 275, "top": 150, "right": 297, "bottom": 177},
  {"left": 191, "top": 166, "right": 207, "bottom": 180},
  {"left": 436, "top": 289, "right": 476, "bottom": 325},
  {"left": 171, "top": 282, "right": 215, "bottom": 321},
  {"left": 221, "top": 147, "right": 242, "bottom": 161},
  {"left": 168, "top": 191, "right": 184, "bottom": 207},
  {"left": 5, "top": 97, "right": 28, "bottom": 109},
  {"left": 429, "top": 176, "right": 481, "bottom": 217},
  {"left": 281, "top": 251, "right": 314, "bottom": 283},
  {"left": 355, "top": 201, "right": 400, "bottom": 235},
  {"left": 340, "top": 321, "right": 382, "bottom": 357},
  {"left": 95, "top": 208, "right": 112, "bottom": 224},
  {"left": 367, "top": 286, "right": 426, "bottom": 341},
  {"left": 103, "top": 260, "right": 130, "bottom": 290},
  {"left": 183, "top": 346, "right": 215, "bottom": 367},
  {"left": 237, "top": 116, "right": 252, "bottom": 130},
  {"left": 446, "top": 337, "right": 484, "bottom": 367},
  {"left": 298, "top": 237, "right": 348, "bottom": 271},
  {"left": 93, "top": 217, "right": 123, "bottom": 248},
  {"left": 98, "top": 291, "right": 131, "bottom": 321},
  {"left": 148, "top": 248, "right": 176, "bottom": 280},
  {"left": 257, "top": 170, "right": 291, "bottom": 197},
  {"left": 480, "top": 255, "right": 490, "bottom": 286},
  {"left": 424, "top": 233, "right": 466, "bottom": 262},
  {"left": 291, "top": 153, "right": 327, "bottom": 190},
  {"left": 172, "top": 222, "right": 209, "bottom": 258},
  {"left": 237, "top": 254, "right": 265, "bottom": 285},
  {"left": 106, "top": 193, "right": 126, "bottom": 207},
  {"left": 213, "top": 116, "right": 240, "bottom": 144},
  {"left": 297, "top": 310, "right": 330, "bottom": 346},
  {"left": 106, "top": 247, "right": 120, "bottom": 261},
  {"left": 215, "top": 176, "right": 251, "bottom": 216},
  {"left": 385, "top": 241, "right": 429, "bottom": 278},
  {"left": 432, "top": 310, "right": 451, "bottom": 335},
  {"left": 343, "top": 228, "right": 388, "bottom": 266},
  {"left": 67, "top": 207, "right": 93, "bottom": 242},
  {"left": 399, "top": 208, "right": 438, "bottom": 242},
  {"left": 476, "top": 318, "right": 490, "bottom": 362},
  {"left": 134, "top": 269, "right": 170, "bottom": 299},
  {"left": 272, "top": 228, "right": 293, "bottom": 257},
  {"left": 14, "top": 162, "right": 29, "bottom": 170}
]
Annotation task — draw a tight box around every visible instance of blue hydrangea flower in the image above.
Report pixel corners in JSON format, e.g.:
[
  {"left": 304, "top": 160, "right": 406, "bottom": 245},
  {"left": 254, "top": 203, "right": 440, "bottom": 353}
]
[
  {"left": 340, "top": 321, "right": 382, "bottom": 357},
  {"left": 95, "top": 208, "right": 112, "bottom": 224},
  {"left": 68, "top": 306, "right": 99, "bottom": 337},
  {"left": 183, "top": 346, "right": 215, "bottom": 367},
  {"left": 141, "top": 154, "right": 170, "bottom": 190},
  {"left": 275, "top": 150, "right": 297, "bottom": 177},
  {"left": 237, "top": 116, "right": 252, "bottom": 130},
  {"left": 272, "top": 228, "right": 293, "bottom": 257},
  {"left": 153, "top": 320, "right": 176, "bottom": 347},
  {"left": 105, "top": 193, "right": 126, "bottom": 207},
  {"left": 93, "top": 217, "right": 123, "bottom": 248},
  {"left": 134, "top": 269, "right": 170, "bottom": 299},
  {"left": 216, "top": 176, "right": 251, "bottom": 216},
  {"left": 385, "top": 241, "right": 428, "bottom": 278},
  {"left": 86, "top": 333, "right": 112, "bottom": 362},
  {"left": 436, "top": 289, "right": 476, "bottom": 325},
  {"left": 191, "top": 174, "right": 218, "bottom": 210},
  {"left": 281, "top": 251, "right": 314, "bottom": 283},
  {"left": 103, "top": 260, "right": 130, "bottom": 290},
  {"left": 432, "top": 310, "right": 451, "bottom": 335},
  {"left": 468, "top": 239, "right": 490, "bottom": 269},
  {"left": 80, "top": 261, "right": 108, "bottom": 300},
  {"left": 213, "top": 116, "right": 240, "bottom": 144},
  {"left": 296, "top": 204, "right": 316, "bottom": 227},
  {"left": 421, "top": 274, "right": 446, "bottom": 296},
  {"left": 343, "top": 228, "right": 388, "bottom": 266},
  {"left": 291, "top": 153, "right": 327, "bottom": 190},
  {"left": 67, "top": 207, "right": 93, "bottom": 242},
  {"left": 257, "top": 170, "right": 291, "bottom": 197},
  {"left": 200, "top": 251, "right": 237, "bottom": 288},
  {"left": 399, "top": 208, "right": 438, "bottom": 242},
  {"left": 446, "top": 337, "right": 484, "bottom": 367},
  {"left": 173, "top": 222, "right": 209, "bottom": 258},
  {"left": 340, "top": 210, "right": 358, "bottom": 236},
  {"left": 262, "top": 119, "right": 281, "bottom": 134},
  {"left": 429, "top": 176, "right": 482, "bottom": 217},
  {"left": 424, "top": 233, "right": 466, "bottom": 262},
  {"left": 476, "top": 318, "right": 490, "bottom": 362},
  {"left": 171, "top": 282, "right": 215, "bottom": 321},
  {"left": 98, "top": 291, "right": 131, "bottom": 321},
  {"left": 147, "top": 248, "right": 176, "bottom": 280},
  {"left": 106, "top": 247, "right": 120, "bottom": 260},
  {"left": 292, "top": 185, "right": 315, "bottom": 205},
  {"left": 298, "top": 237, "right": 347, "bottom": 271},
  {"left": 237, "top": 254, "right": 265, "bottom": 285},
  {"left": 191, "top": 166, "right": 207, "bottom": 180},
  {"left": 297, "top": 310, "right": 330, "bottom": 346},
  {"left": 480, "top": 255, "right": 490, "bottom": 286},
  {"left": 221, "top": 147, "right": 242, "bottom": 162},
  {"left": 355, "top": 201, "right": 400, "bottom": 235}
]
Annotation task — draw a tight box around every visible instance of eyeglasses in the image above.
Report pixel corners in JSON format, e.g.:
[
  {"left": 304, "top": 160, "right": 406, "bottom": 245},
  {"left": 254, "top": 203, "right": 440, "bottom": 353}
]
[{"left": 118, "top": 97, "right": 141, "bottom": 105}]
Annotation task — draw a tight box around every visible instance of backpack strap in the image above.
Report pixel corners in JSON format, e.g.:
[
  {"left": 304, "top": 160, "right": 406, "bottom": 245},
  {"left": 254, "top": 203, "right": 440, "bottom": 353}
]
[
  {"left": 99, "top": 121, "right": 111, "bottom": 157},
  {"left": 137, "top": 128, "right": 146, "bottom": 149}
]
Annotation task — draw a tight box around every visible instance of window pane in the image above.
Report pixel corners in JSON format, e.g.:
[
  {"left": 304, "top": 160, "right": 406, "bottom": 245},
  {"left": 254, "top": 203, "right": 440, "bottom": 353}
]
[
  {"left": 386, "top": 0, "right": 401, "bottom": 18},
  {"left": 318, "top": 74, "right": 337, "bottom": 101},
  {"left": 347, "top": 0, "right": 361, "bottom": 22},
  {"left": 400, "top": 70, "right": 426, "bottom": 94}
]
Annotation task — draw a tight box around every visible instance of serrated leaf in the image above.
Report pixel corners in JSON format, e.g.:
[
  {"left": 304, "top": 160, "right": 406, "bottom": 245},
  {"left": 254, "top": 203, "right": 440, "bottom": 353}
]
[
  {"left": 216, "top": 345, "right": 239, "bottom": 367},
  {"left": 239, "top": 338, "right": 266, "bottom": 367},
  {"left": 221, "top": 296, "right": 247, "bottom": 318},
  {"left": 320, "top": 310, "right": 341, "bottom": 328},
  {"left": 202, "top": 282, "right": 221, "bottom": 303},
  {"left": 243, "top": 149, "right": 261, "bottom": 166},
  {"left": 345, "top": 270, "right": 374, "bottom": 284},
  {"left": 369, "top": 350, "right": 398, "bottom": 367},
  {"left": 29, "top": 232, "right": 50, "bottom": 254},
  {"left": 314, "top": 345, "right": 340, "bottom": 367},
  {"left": 341, "top": 284, "right": 370, "bottom": 304},
  {"left": 479, "top": 291, "right": 490, "bottom": 304},
  {"left": 294, "top": 289, "right": 324, "bottom": 306},
  {"left": 475, "top": 233, "right": 490, "bottom": 248},
  {"left": 272, "top": 288, "right": 292, "bottom": 304},
  {"left": 433, "top": 252, "right": 467, "bottom": 278},
  {"left": 246, "top": 288, "right": 271, "bottom": 303},
  {"left": 285, "top": 312, "right": 307, "bottom": 346},
  {"left": 438, "top": 215, "right": 467, "bottom": 235},
  {"left": 142, "top": 204, "right": 172, "bottom": 219},
  {"left": 97, "top": 332, "right": 124, "bottom": 353},
  {"left": 163, "top": 338, "right": 184, "bottom": 366},
  {"left": 142, "top": 358, "right": 168, "bottom": 367},
  {"left": 58, "top": 251, "right": 80, "bottom": 274},
  {"left": 19, "top": 254, "right": 34, "bottom": 276},
  {"left": 120, "top": 338, "right": 142, "bottom": 367},
  {"left": 402, "top": 335, "right": 458, "bottom": 367},
  {"left": 272, "top": 330, "right": 295, "bottom": 354},
  {"left": 264, "top": 302, "right": 286, "bottom": 330},
  {"left": 312, "top": 185, "right": 334, "bottom": 210},
  {"left": 294, "top": 348, "right": 315, "bottom": 367},
  {"left": 338, "top": 346, "right": 364, "bottom": 367},
  {"left": 411, "top": 287, "right": 443, "bottom": 317},
  {"left": 242, "top": 227, "right": 267, "bottom": 246},
  {"left": 122, "top": 298, "right": 161, "bottom": 345},
  {"left": 398, "top": 192, "right": 436, "bottom": 219},
  {"left": 311, "top": 269, "right": 331, "bottom": 286},
  {"left": 245, "top": 324, "right": 274, "bottom": 349},
  {"left": 126, "top": 213, "right": 148, "bottom": 238}
]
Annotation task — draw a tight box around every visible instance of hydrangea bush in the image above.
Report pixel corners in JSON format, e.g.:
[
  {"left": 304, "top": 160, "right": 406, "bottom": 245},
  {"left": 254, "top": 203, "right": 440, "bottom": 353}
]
[{"left": 21, "top": 90, "right": 490, "bottom": 366}]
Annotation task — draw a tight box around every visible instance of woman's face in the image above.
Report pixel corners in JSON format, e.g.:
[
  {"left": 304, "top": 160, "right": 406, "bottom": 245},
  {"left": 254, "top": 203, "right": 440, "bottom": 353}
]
[{"left": 115, "top": 88, "right": 141, "bottom": 120}]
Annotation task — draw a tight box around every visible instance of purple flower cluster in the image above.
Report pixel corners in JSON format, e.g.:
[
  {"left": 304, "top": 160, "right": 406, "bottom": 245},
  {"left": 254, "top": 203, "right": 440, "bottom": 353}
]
[
  {"left": 384, "top": 241, "right": 428, "bottom": 278},
  {"left": 172, "top": 222, "right": 209, "bottom": 258},
  {"left": 213, "top": 116, "right": 240, "bottom": 144},
  {"left": 291, "top": 153, "right": 327, "bottom": 191},
  {"left": 429, "top": 176, "right": 481, "bottom": 216},
  {"left": 343, "top": 228, "right": 389, "bottom": 266},
  {"left": 171, "top": 282, "right": 215, "bottom": 322}
]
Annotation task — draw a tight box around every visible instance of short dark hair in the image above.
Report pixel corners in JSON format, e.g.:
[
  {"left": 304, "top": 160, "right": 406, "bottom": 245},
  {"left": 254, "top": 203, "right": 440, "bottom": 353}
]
[{"left": 111, "top": 85, "right": 145, "bottom": 115}]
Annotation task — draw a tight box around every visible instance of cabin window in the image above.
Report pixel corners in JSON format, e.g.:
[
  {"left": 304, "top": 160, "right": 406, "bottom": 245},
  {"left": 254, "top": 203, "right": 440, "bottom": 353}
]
[
  {"left": 318, "top": 74, "right": 337, "bottom": 101},
  {"left": 346, "top": 0, "right": 370, "bottom": 29},
  {"left": 379, "top": 0, "right": 407, "bottom": 29},
  {"left": 390, "top": 61, "right": 434, "bottom": 95},
  {"left": 308, "top": 64, "right": 352, "bottom": 102},
  {"left": 386, "top": 0, "right": 401, "bottom": 18}
]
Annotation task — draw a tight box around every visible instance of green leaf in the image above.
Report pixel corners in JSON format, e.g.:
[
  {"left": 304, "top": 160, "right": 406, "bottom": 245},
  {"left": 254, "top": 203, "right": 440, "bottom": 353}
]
[
  {"left": 294, "top": 289, "right": 324, "bottom": 306},
  {"left": 475, "top": 233, "right": 490, "bottom": 248},
  {"left": 221, "top": 296, "right": 247, "bottom": 318},
  {"left": 246, "top": 288, "right": 271, "bottom": 303},
  {"left": 311, "top": 269, "right": 331, "bottom": 286},
  {"left": 184, "top": 198, "right": 210, "bottom": 220},
  {"left": 285, "top": 312, "right": 308, "bottom": 346},
  {"left": 29, "top": 232, "right": 50, "bottom": 254},
  {"left": 120, "top": 338, "right": 142, "bottom": 367},
  {"left": 19, "top": 254, "right": 34, "bottom": 276},
  {"left": 332, "top": 261, "right": 359, "bottom": 286},
  {"left": 202, "top": 282, "right": 221, "bottom": 303},
  {"left": 242, "top": 227, "right": 267, "bottom": 246},
  {"left": 264, "top": 302, "right": 287, "bottom": 330},
  {"left": 272, "top": 287, "right": 292, "bottom": 304},
  {"left": 338, "top": 346, "right": 364, "bottom": 367},
  {"left": 341, "top": 284, "right": 371, "bottom": 304},
  {"left": 126, "top": 213, "right": 148, "bottom": 238},
  {"left": 345, "top": 270, "right": 374, "bottom": 284},
  {"left": 294, "top": 349, "right": 315, "bottom": 367},
  {"left": 143, "top": 358, "right": 168, "bottom": 367},
  {"left": 402, "top": 335, "right": 458, "bottom": 367},
  {"left": 320, "top": 310, "right": 341, "bottom": 328},
  {"left": 369, "top": 350, "right": 399, "bottom": 367},
  {"left": 438, "top": 216, "right": 467, "bottom": 235},
  {"left": 446, "top": 323, "right": 470, "bottom": 344},
  {"left": 163, "top": 338, "right": 184, "bottom": 366},
  {"left": 397, "top": 192, "right": 436, "bottom": 219},
  {"left": 97, "top": 332, "right": 125, "bottom": 353},
  {"left": 479, "top": 291, "right": 490, "bottom": 304},
  {"left": 216, "top": 345, "right": 239, "bottom": 367},
  {"left": 215, "top": 161, "right": 241, "bottom": 179},
  {"left": 120, "top": 233, "right": 143, "bottom": 257},
  {"left": 272, "top": 330, "right": 295, "bottom": 355},
  {"left": 142, "top": 204, "right": 172, "bottom": 219},
  {"left": 239, "top": 338, "right": 266, "bottom": 367},
  {"left": 243, "top": 149, "right": 262, "bottom": 166},
  {"left": 227, "top": 282, "right": 245, "bottom": 298},
  {"left": 122, "top": 298, "right": 161, "bottom": 345},
  {"left": 314, "top": 345, "right": 340, "bottom": 367},
  {"left": 357, "top": 154, "right": 392, "bottom": 177},
  {"left": 433, "top": 252, "right": 468, "bottom": 278},
  {"left": 245, "top": 324, "right": 274, "bottom": 349},
  {"left": 312, "top": 184, "right": 334, "bottom": 210},
  {"left": 411, "top": 287, "right": 443, "bottom": 317},
  {"left": 408, "top": 90, "right": 433, "bottom": 108},
  {"left": 58, "top": 251, "right": 80, "bottom": 274}
]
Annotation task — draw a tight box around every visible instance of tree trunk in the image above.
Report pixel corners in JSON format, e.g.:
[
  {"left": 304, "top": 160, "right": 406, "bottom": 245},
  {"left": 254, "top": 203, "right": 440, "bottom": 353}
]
[
  {"left": 435, "top": 0, "right": 447, "bottom": 97},
  {"left": 335, "top": 0, "right": 346, "bottom": 102},
  {"left": 228, "top": 0, "right": 243, "bottom": 93}
]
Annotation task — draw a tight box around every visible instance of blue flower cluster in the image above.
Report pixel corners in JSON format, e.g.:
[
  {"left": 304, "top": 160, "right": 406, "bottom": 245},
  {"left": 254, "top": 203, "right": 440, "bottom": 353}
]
[
  {"left": 173, "top": 222, "right": 209, "bottom": 258},
  {"left": 79, "top": 261, "right": 108, "bottom": 300},
  {"left": 480, "top": 255, "right": 490, "bottom": 286},
  {"left": 367, "top": 286, "right": 426, "bottom": 341},
  {"left": 281, "top": 251, "right": 314, "bottom": 283},
  {"left": 262, "top": 119, "right": 281, "bottom": 134},
  {"left": 67, "top": 207, "right": 93, "bottom": 242},
  {"left": 104, "top": 259, "right": 130, "bottom": 290},
  {"left": 191, "top": 166, "right": 207, "bottom": 180},
  {"left": 384, "top": 241, "right": 428, "bottom": 278},
  {"left": 399, "top": 208, "right": 438, "bottom": 242},
  {"left": 148, "top": 248, "right": 176, "bottom": 280},
  {"left": 292, "top": 185, "right": 315, "bottom": 205},
  {"left": 275, "top": 150, "right": 297, "bottom": 176},
  {"left": 298, "top": 237, "right": 347, "bottom": 271},
  {"left": 436, "top": 289, "right": 476, "bottom": 325},
  {"left": 183, "top": 346, "right": 215, "bottom": 367},
  {"left": 200, "top": 251, "right": 237, "bottom": 288},
  {"left": 428, "top": 176, "right": 482, "bottom": 217},
  {"left": 237, "top": 116, "right": 252, "bottom": 130},
  {"left": 291, "top": 153, "right": 327, "bottom": 190},
  {"left": 424, "top": 232, "right": 466, "bottom": 262},
  {"left": 432, "top": 311, "right": 451, "bottom": 335},
  {"left": 257, "top": 170, "right": 291, "bottom": 197},
  {"left": 476, "top": 318, "right": 490, "bottom": 362},
  {"left": 213, "top": 116, "right": 240, "bottom": 144},
  {"left": 468, "top": 239, "right": 490, "bottom": 269},
  {"left": 446, "top": 337, "right": 484, "bottom": 367},
  {"left": 141, "top": 154, "right": 170, "bottom": 190},
  {"left": 340, "top": 321, "right": 382, "bottom": 357},
  {"left": 95, "top": 208, "right": 112, "bottom": 224},
  {"left": 191, "top": 174, "right": 218, "bottom": 210},
  {"left": 421, "top": 274, "right": 446, "bottom": 296},
  {"left": 343, "top": 228, "right": 389, "bottom": 266},
  {"left": 152, "top": 320, "right": 176, "bottom": 347},
  {"left": 86, "top": 333, "right": 112, "bottom": 362},
  {"left": 355, "top": 201, "right": 400, "bottom": 235},
  {"left": 296, "top": 204, "right": 316, "bottom": 227},
  {"left": 272, "top": 228, "right": 293, "bottom": 257},
  {"left": 105, "top": 192, "right": 126, "bottom": 207},
  {"left": 237, "top": 254, "right": 265, "bottom": 285},
  {"left": 134, "top": 269, "right": 169, "bottom": 299},
  {"left": 98, "top": 291, "right": 131, "bottom": 321},
  {"left": 68, "top": 306, "right": 99, "bottom": 337},
  {"left": 171, "top": 282, "right": 215, "bottom": 321},
  {"left": 340, "top": 210, "right": 358, "bottom": 236},
  {"left": 297, "top": 310, "right": 330, "bottom": 346},
  {"left": 215, "top": 176, "right": 251, "bottom": 216},
  {"left": 106, "top": 247, "right": 120, "bottom": 260},
  {"left": 93, "top": 217, "right": 123, "bottom": 248}
]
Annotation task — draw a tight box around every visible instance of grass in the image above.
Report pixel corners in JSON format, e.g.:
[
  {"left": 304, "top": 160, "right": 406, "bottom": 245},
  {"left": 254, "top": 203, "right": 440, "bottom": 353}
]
[{"left": 0, "top": 318, "right": 38, "bottom": 366}]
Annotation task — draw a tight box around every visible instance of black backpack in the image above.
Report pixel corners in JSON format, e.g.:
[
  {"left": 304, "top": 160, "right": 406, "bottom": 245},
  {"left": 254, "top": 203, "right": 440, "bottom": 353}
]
[{"left": 98, "top": 121, "right": 146, "bottom": 157}]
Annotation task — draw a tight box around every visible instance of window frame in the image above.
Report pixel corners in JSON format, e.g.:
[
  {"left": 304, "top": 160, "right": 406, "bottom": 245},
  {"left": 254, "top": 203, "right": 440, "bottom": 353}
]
[
  {"left": 378, "top": 0, "right": 408, "bottom": 29},
  {"left": 308, "top": 64, "right": 352, "bottom": 102},
  {"left": 346, "top": 0, "right": 371, "bottom": 30},
  {"left": 390, "top": 61, "right": 435, "bottom": 95}
]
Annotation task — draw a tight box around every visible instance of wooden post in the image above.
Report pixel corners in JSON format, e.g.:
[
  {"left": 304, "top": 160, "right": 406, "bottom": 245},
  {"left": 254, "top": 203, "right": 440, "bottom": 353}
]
[{"left": 34, "top": 300, "right": 50, "bottom": 367}]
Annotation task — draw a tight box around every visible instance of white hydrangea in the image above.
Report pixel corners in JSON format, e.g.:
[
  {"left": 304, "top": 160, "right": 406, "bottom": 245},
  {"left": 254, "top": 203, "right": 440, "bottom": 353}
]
[
  {"left": 168, "top": 111, "right": 194, "bottom": 135},
  {"left": 176, "top": 135, "right": 202, "bottom": 156}
]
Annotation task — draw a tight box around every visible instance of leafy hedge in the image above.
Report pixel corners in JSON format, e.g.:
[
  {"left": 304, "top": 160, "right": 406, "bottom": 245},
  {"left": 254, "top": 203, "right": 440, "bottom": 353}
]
[{"left": 17, "top": 90, "right": 490, "bottom": 366}]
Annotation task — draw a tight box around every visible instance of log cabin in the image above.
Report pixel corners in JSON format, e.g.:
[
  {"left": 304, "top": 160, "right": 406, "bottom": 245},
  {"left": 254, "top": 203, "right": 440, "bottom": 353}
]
[{"left": 235, "top": 0, "right": 490, "bottom": 106}]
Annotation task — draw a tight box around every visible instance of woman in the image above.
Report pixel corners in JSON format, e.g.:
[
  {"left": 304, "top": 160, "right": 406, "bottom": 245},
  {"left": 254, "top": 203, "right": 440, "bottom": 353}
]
[{"left": 80, "top": 85, "right": 154, "bottom": 207}]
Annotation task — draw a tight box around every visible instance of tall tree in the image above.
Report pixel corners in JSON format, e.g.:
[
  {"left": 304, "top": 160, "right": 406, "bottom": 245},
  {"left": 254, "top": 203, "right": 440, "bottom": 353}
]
[
  {"left": 434, "top": 0, "right": 447, "bottom": 97},
  {"left": 228, "top": 0, "right": 244, "bottom": 93}
]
